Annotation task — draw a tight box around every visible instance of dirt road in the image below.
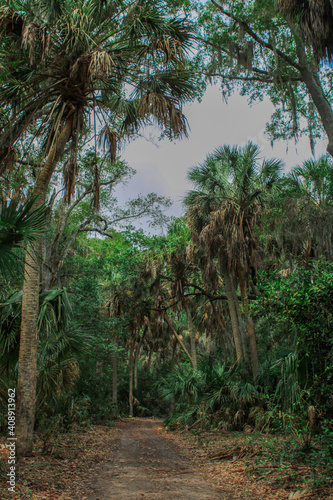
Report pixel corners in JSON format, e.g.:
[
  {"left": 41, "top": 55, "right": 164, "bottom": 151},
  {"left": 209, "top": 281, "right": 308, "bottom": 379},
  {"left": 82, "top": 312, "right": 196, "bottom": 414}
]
[{"left": 88, "top": 418, "right": 224, "bottom": 500}]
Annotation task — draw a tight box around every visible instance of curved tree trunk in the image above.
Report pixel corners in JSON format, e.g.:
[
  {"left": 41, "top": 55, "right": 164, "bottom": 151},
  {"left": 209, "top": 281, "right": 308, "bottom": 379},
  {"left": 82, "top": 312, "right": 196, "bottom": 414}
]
[
  {"left": 184, "top": 301, "right": 197, "bottom": 370},
  {"left": 16, "top": 117, "right": 73, "bottom": 456},
  {"left": 164, "top": 313, "right": 194, "bottom": 368},
  {"left": 221, "top": 261, "right": 243, "bottom": 363},
  {"left": 290, "top": 23, "right": 333, "bottom": 157}
]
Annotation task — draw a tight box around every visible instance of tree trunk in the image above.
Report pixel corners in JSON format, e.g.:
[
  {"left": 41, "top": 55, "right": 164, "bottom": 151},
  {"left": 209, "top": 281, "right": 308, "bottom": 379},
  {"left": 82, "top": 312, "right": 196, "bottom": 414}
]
[
  {"left": 171, "top": 344, "right": 177, "bottom": 369},
  {"left": 231, "top": 277, "right": 248, "bottom": 360},
  {"left": 238, "top": 270, "right": 260, "bottom": 379},
  {"left": 16, "top": 117, "right": 73, "bottom": 456},
  {"left": 128, "top": 344, "right": 134, "bottom": 418},
  {"left": 292, "top": 26, "right": 333, "bottom": 157},
  {"left": 184, "top": 301, "right": 197, "bottom": 370},
  {"left": 134, "top": 340, "right": 141, "bottom": 391},
  {"left": 112, "top": 349, "right": 117, "bottom": 418},
  {"left": 221, "top": 261, "right": 243, "bottom": 363},
  {"left": 147, "top": 347, "right": 153, "bottom": 373},
  {"left": 164, "top": 313, "right": 194, "bottom": 368},
  {"left": 210, "top": 299, "right": 234, "bottom": 361},
  {"left": 41, "top": 239, "right": 53, "bottom": 291}
]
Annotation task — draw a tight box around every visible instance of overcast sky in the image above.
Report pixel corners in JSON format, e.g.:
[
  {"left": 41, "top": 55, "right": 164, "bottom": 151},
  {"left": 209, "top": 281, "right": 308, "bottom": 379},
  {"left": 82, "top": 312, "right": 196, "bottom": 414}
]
[{"left": 115, "top": 84, "right": 327, "bottom": 231}]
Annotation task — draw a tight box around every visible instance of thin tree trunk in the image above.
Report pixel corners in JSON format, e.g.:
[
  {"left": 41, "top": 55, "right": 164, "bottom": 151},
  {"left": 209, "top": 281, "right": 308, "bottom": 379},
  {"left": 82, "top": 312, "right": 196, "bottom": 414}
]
[
  {"left": 238, "top": 270, "right": 260, "bottom": 379},
  {"left": 171, "top": 344, "right": 177, "bottom": 369},
  {"left": 134, "top": 340, "right": 141, "bottom": 391},
  {"left": 147, "top": 347, "right": 153, "bottom": 373},
  {"left": 222, "top": 261, "right": 243, "bottom": 363},
  {"left": 16, "top": 117, "right": 73, "bottom": 456},
  {"left": 128, "top": 344, "right": 134, "bottom": 418},
  {"left": 184, "top": 301, "right": 197, "bottom": 370},
  {"left": 112, "top": 349, "right": 117, "bottom": 417},
  {"left": 164, "top": 313, "right": 194, "bottom": 368}
]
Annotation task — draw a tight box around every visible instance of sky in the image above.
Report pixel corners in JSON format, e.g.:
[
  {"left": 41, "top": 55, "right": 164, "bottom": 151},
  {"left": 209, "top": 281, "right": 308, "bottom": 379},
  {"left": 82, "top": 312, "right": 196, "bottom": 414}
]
[{"left": 115, "top": 83, "right": 328, "bottom": 230}]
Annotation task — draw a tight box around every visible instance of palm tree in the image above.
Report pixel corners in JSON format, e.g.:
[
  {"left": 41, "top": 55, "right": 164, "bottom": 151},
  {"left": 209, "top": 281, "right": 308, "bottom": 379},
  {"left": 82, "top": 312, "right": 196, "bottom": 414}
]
[
  {"left": 0, "top": 0, "right": 196, "bottom": 455},
  {"left": 277, "top": 0, "right": 333, "bottom": 62},
  {"left": 286, "top": 154, "right": 333, "bottom": 260},
  {"left": 167, "top": 249, "right": 199, "bottom": 370},
  {"left": 184, "top": 143, "right": 283, "bottom": 378}
]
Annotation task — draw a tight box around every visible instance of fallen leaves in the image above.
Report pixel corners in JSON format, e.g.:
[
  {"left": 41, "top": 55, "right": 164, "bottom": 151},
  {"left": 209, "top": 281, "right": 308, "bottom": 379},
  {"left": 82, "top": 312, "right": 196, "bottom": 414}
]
[{"left": 0, "top": 424, "right": 119, "bottom": 500}]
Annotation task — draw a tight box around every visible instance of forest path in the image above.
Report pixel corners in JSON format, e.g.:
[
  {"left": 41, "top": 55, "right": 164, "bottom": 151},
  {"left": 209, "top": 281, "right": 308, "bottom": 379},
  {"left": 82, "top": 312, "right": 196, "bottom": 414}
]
[{"left": 88, "top": 418, "right": 224, "bottom": 500}]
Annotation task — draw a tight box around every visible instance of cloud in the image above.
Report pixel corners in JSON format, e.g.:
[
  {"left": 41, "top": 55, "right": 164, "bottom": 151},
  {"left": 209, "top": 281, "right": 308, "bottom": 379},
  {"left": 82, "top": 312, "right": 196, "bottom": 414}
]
[{"left": 115, "top": 84, "right": 327, "bottom": 224}]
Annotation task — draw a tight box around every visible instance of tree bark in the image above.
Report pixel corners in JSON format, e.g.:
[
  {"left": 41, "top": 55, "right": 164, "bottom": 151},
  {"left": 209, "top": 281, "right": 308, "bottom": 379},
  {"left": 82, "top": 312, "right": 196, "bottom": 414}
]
[
  {"left": 171, "top": 343, "right": 177, "bottom": 369},
  {"left": 134, "top": 340, "right": 141, "bottom": 391},
  {"left": 291, "top": 25, "right": 333, "bottom": 157},
  {"left": 184, "top": 301, "right": 197, "bottom": 370},
  {"left": 221, "top": 261, "right": 243, "bottom": 363},
  {"left": 238, "top": 270, "right": 260, "bottom": 379},
  {"left": 147, "top": 346, "right": 153, "bottom": 373},
  {"left": 128, "top": 344, "right": 134, "bottom": 418},
  {"left": 210, "top": 298, "right": 234, "bottom": 361},
  {"left": 16, "top": 117, "right": 73, "bottom": 456},
  {"left": 112, "top": 349, "right": 117, "bottom": 418},
  {"left": 231, "top": 277, "right": 248, "bottom": 360}
]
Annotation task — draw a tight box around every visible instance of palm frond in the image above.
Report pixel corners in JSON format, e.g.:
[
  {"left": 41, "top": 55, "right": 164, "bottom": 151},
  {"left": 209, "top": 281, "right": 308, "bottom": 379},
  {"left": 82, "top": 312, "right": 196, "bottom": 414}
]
[{"left": 0, "top": 197, "right": 48, "bottom": 276}]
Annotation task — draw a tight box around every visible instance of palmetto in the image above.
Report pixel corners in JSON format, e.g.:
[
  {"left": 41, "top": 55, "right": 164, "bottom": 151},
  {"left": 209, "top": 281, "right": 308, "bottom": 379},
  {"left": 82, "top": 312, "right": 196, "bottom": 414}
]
[
  {"left": 0, "top": 0, "right": 197, "bottom": 455},
  {"left": 0, "top": 286, "right": 91, "bottom": 422},
  {"left": 184, "top": 142, "right": 283, "bottom": 378},
  {"left": 286, "top": 154, "right": 333, "bottom": 260},
  {"left": 0, "top": 197, "right": 47, "bottom": 275}
]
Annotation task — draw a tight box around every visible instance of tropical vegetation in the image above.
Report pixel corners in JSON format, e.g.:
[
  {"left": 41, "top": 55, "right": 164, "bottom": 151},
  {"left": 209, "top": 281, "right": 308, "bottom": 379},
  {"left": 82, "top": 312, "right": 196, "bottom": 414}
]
[{"left": 0, "top": 0, "right": 332, "bottom": 496}]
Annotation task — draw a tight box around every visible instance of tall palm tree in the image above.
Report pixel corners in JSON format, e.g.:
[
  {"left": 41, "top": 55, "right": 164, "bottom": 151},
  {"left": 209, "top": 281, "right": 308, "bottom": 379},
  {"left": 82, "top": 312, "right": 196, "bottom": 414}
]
[
  {"left": 184, "top": 143, "right": 283, "bottom": 378},
  {"left": 277, "top": 0, "right": 333, "bottom": 62},
  {"left": 0, "top": 0, "right": 196, "bottom": 455}
]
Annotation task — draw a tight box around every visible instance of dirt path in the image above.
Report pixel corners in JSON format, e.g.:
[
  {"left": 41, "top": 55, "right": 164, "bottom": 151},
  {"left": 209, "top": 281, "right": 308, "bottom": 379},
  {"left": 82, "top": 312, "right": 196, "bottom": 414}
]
[{"left": 88, "top": 418, "right": 224, "bottom": 500}]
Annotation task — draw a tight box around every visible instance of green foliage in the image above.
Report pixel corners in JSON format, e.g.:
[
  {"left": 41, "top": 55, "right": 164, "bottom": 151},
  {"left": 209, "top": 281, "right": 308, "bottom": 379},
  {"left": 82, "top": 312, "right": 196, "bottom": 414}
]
[
  {"left": 254, "top": 261, "right": 333, "bottom": 414},
  {"left": 0, "top": 197, "right": 47, "bottom": 276},
  {"left": 160, "top": 359, "right": 261, "bottom": 430}
]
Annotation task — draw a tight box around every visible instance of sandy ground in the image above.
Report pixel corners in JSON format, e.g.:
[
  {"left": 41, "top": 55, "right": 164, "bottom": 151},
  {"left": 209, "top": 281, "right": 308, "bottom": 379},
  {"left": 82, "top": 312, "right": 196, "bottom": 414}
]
[
  {"left": 87, "top": 418, "right": 223, "bottom": 500},
  {"left": 1, "top": 418, "right": 331, "bottom": 499}
]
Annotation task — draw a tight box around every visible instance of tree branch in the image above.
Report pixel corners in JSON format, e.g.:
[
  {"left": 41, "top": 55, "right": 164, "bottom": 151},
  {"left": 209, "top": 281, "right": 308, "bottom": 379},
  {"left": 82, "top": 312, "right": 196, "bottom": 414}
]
[
  {"left": 79, "top": 227, "right": 113, "bottom": 238},
  {"left": 210, "top": 0, "right": 301, "bottom": 71},
  {"left": 206, "top": 70, "right": 301, "bottom": 84}
]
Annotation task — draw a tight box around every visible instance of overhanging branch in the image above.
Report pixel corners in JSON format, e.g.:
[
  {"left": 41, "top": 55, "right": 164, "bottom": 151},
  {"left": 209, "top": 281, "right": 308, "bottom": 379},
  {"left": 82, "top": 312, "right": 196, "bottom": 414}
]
[{"left": 210, "top": 0, "right": 301, "bottom": 71}]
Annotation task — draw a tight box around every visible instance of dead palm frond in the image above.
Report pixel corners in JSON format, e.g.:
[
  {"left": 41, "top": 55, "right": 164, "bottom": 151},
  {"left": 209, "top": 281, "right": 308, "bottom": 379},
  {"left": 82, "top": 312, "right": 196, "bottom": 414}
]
[
  {"left": 88, "top": 50, "right": 114, "bottom": 80},
  {"left": 99, "top": 125, "right": 118, "bottom": 163},
  {"left": 138, "top": 91, "right": 188, "bottom": 137},
  {"left": 277, "top": 0, "right": 333, "bottom": 61}
]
